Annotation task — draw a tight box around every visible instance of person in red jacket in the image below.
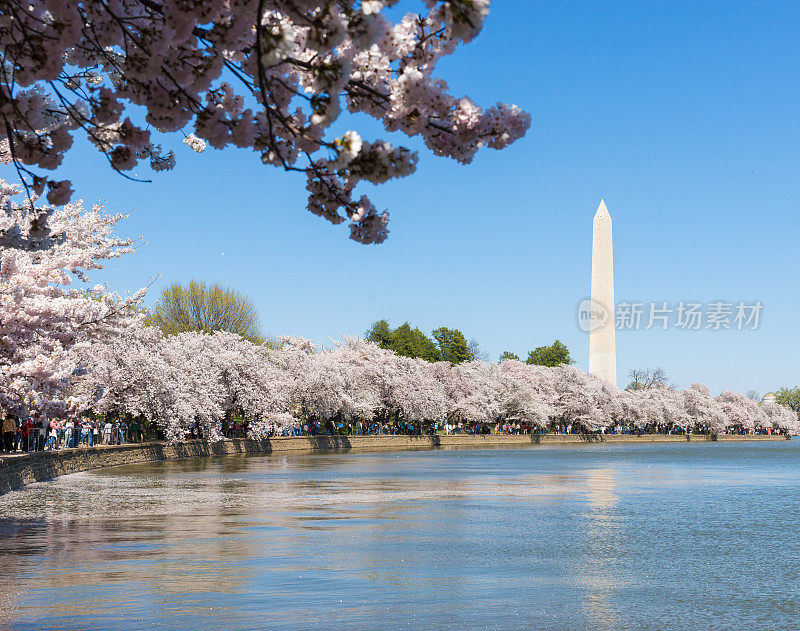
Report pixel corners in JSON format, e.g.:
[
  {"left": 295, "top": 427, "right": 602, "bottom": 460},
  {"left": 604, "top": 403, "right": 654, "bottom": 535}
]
[{"left": 23, "top": 418, "right": 34, "bottom": 451}]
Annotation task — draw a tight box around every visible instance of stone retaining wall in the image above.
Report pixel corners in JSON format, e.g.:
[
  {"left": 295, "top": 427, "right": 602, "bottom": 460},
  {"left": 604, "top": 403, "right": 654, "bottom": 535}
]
[{"left": 0, "top": 433, "right": 788, "bottom": 495}]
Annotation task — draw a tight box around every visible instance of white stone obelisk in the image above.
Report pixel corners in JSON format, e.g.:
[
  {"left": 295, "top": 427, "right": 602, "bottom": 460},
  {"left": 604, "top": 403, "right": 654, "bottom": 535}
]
[{"left": 589, "top": 199, "right": 617, "bottom": 386}]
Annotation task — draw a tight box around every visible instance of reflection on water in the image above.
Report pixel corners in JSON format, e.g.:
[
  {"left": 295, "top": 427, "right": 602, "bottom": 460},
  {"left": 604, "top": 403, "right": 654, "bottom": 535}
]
[
  {"left": 1, "top": 442, "right": 799, "bottom": 630},
  {"left": 578, "top": 469, "right": 623, "bottom": 631}
]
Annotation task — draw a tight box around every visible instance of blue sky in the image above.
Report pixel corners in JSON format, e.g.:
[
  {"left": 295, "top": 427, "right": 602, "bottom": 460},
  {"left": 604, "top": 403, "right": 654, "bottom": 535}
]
[{"left": 3, "top": 1, "right": 798, "bottom": 394}]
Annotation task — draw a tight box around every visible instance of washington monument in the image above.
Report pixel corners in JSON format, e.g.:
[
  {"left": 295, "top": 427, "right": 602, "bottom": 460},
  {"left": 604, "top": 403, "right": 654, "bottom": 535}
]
[{"left": 589, "top": 199, "right": 617, "bottom": 386}]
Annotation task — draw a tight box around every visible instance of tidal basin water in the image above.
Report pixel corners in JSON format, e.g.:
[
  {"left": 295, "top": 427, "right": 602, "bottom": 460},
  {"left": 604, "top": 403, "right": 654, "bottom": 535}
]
[{"left": 1, "top": 442, "right": 799, "bottom": 630}]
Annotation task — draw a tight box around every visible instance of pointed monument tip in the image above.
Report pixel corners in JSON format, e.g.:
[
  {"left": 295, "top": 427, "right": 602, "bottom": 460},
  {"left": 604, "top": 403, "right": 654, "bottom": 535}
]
[{"left": 594, "top": 199, "right": 611, "bottom": 219}]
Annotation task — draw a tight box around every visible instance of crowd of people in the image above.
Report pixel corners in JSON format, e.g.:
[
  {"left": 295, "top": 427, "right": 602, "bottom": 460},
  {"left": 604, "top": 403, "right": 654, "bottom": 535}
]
[
  {"left": 251, "top": 417, "right": 791, "bottom": 439},
  {"left": 1, "top": 411, "right": 791, "bottom": 456},
  {"left": 1, "top": 415, "right": 143, "bottom": 454}
]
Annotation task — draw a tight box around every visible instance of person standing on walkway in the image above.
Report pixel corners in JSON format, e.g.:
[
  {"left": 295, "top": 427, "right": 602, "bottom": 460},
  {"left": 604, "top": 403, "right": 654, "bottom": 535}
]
[
  {"left": 50, "top": 418, "right": 61, "bottom": 449},
  {"left": 21, "top": 418, "right": 30, "bottom": 451},
  {"left": 2, "top": 413, "right": 15, "bottom": 452},
  {"left": 64, "top": 419, "right": 74, "bottom": 449},
  {"left": 47, "top": 424, "right": 58, "bottom": 450},
  {"left": 103, "top": 420, "right": 113, "bottom": 445}
]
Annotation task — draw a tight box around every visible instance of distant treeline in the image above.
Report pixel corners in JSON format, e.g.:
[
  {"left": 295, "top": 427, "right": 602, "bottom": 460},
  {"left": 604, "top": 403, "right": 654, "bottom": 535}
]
[{"left": 365, "top": 319, "right": 573, "bottom": 367}]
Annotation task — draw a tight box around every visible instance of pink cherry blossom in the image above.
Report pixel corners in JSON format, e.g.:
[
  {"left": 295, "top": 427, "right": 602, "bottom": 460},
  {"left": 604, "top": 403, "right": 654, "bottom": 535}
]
[
  {"left": 0, "top": 1, "right": 531, "bottom": 244},
  {"left": 0, "top": 178, "right": 143, "bottom": 419}
]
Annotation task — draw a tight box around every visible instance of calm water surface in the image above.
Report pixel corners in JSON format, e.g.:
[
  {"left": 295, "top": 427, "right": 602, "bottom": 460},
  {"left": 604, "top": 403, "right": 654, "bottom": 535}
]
[{"left": 0, "top": 441, "right": 799, "bottom": 630}]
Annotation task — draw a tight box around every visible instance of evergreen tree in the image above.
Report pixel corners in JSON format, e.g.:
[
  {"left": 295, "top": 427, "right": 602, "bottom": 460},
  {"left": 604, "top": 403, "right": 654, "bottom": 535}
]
[
  {"left": 365, "top": 320, "right": 441, "bottom": 362},
  {"left": 776, "top": 387, "right": 800, "bottom": 419},
  {"left": 432, "top": 327, "right": 474, "bottom": 364},
  {"left": 526, "top": 340, "right": 573, "bottom": 367}
]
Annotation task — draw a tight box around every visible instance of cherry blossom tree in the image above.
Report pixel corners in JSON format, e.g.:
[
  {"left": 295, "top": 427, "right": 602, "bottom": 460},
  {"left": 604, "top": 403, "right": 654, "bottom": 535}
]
[
  {"left": 381, "top": 355, "right": 447, "bottom": 423},
  {"left": 679, "top": 383, "right": 727, "bottom": 432},
  {"left": 626, "top": 385, "right": 682, "bottom": 429},
  {"left": 268, "top": 335, "right": 364, "bottom": 422},
  {"left": 717, "top": 390, "right": 767, "bottom": 432},
  {"left": 0, "top": 0, "right": 530, "bottom": 243},
  {"left": 69, "top": 324, "right": 800, "bottom": 441},
  {"left": 73, "top": 325, "right": 200, "bottom": 440},
  {"left": 0, "top": 178, "right": 143, "bottom": 419},
  {"left": 437, "top": 359, "right": 502, "bottom": 424},
  {"left": 329, "top": 336, "right": 447, "bottom": 423},
  {"left": 75, "top": 326, "right": 295, "bottom": 439},
  {"left": 496, "top": 359, "right": 554, "bottom": 428},
  {"left": 761, "top": 400, "right": 800, "bottom": 434},
  {"left": 550, "top": 366, "right": 610, "bottom": 431},
  {"left": 206, "top": 330, "right": 290, "bottom": 419},
  {"left": 292, "top": 342, "right": 381, "bottom": 422}
]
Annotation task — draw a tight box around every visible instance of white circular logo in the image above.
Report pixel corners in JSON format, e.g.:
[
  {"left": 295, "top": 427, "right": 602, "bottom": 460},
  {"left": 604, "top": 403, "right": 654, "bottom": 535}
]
[{"left": 577, "top": 298, "right": 610, "bottom": 332}]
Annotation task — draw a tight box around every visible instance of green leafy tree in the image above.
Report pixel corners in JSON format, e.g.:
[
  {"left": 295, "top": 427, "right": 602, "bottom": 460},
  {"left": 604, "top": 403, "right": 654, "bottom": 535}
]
[
  {"left": 499, "top": 351, "right": 520, "bottom": 362},
  {"left": 365, "top": 319, "right": 392, "bottom": 346},
  {"left": 392, "top": 323, "right": 442, "bottom": 361},
  {"left": 366, "top": 320, "right": 441, "bottom": 362},
  {"left": 775, "top": 387, "right": 800, "bottom": 418},
  {"left": 148, "top": 280, "right": 266, "bottom": 344},
  {"left": 526, "top": 340, "right": 573, "bottom": 367},
  {"left": 432, "top": 326, "right": 474, "bottom": 364}
]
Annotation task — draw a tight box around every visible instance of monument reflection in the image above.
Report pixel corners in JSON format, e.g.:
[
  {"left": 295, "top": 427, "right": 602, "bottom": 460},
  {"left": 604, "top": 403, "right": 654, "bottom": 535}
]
[{"left": 575, "top": 468, "right": 626, "bottom": 631}]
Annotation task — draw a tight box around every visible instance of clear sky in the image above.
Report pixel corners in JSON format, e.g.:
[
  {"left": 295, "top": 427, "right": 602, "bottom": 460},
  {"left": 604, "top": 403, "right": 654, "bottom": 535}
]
[{"left": 3, "top": 1, "right": 798, "bottom": 394}]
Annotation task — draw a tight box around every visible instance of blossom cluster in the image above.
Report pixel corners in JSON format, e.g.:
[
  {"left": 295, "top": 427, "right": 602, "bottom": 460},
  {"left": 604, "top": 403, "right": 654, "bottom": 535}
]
[
  {"left": 0, "top": 0, "right": 530, "bottom": 243},
  {"left": 0, "top": 179, "right": 145, "bottom": 418},
  {"left": 74, "top": 330, "right": 800, "bottom": 441}
]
